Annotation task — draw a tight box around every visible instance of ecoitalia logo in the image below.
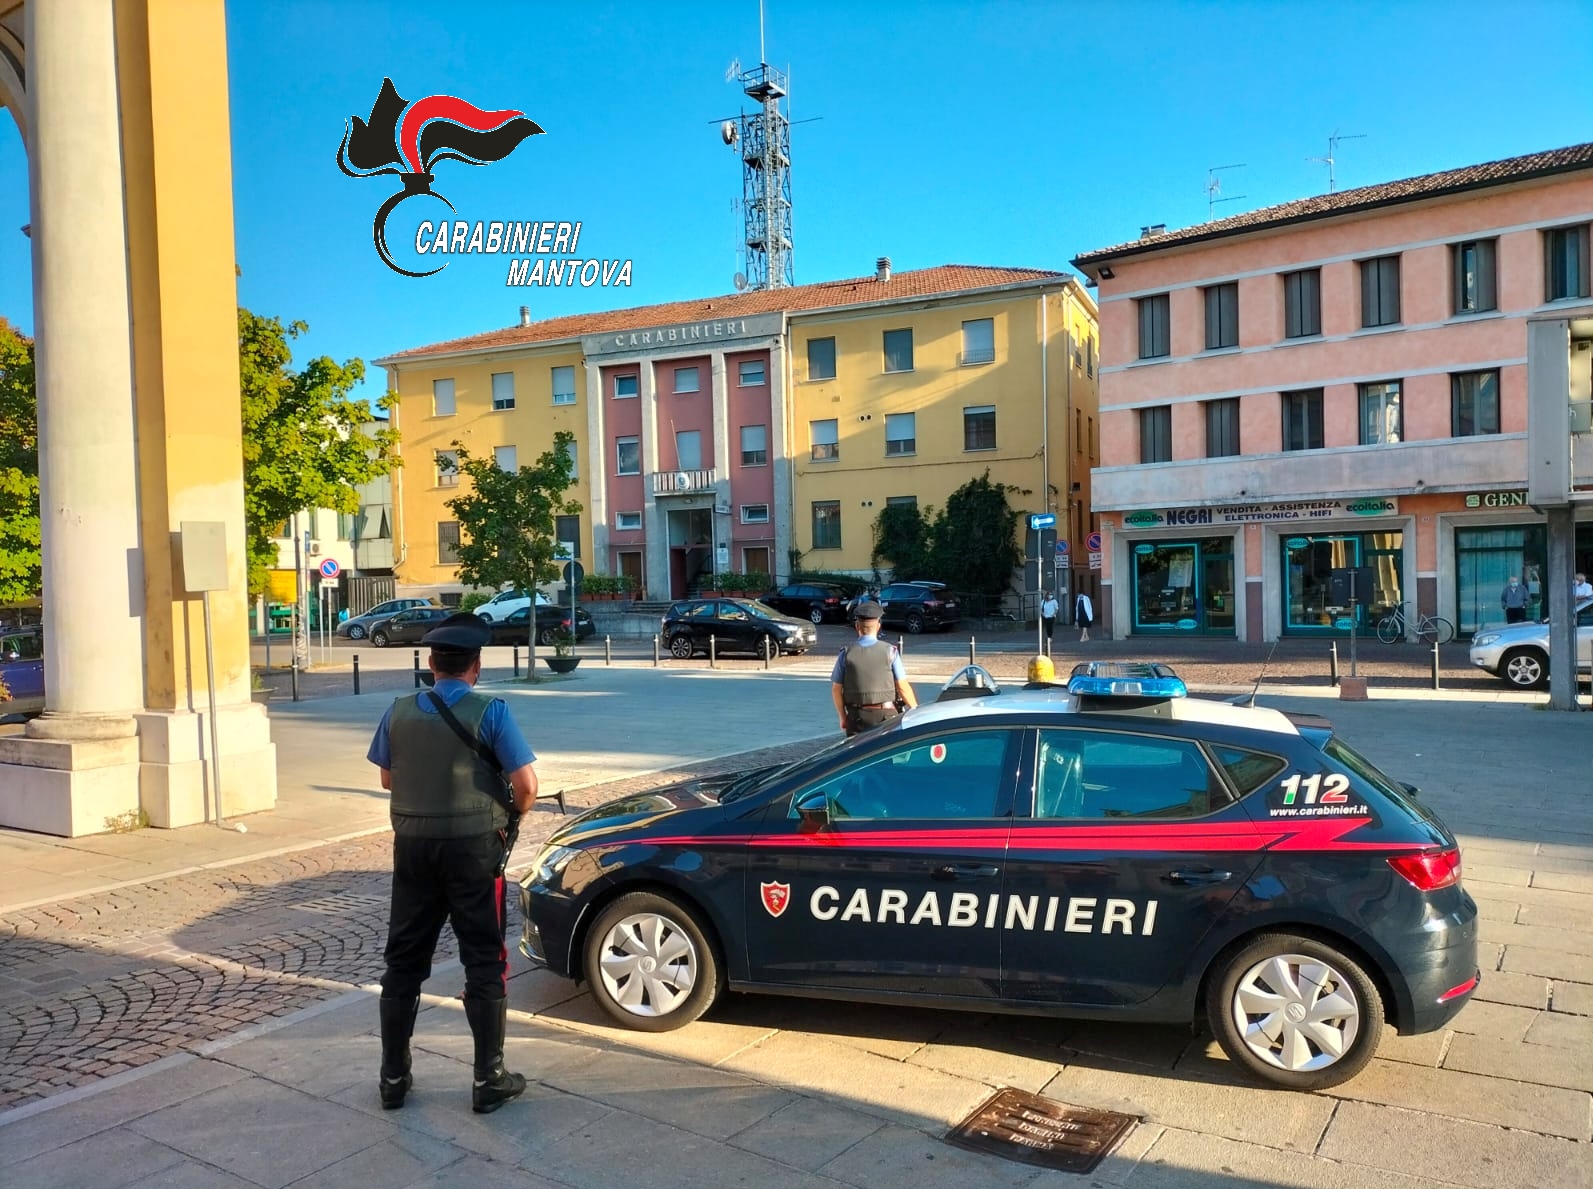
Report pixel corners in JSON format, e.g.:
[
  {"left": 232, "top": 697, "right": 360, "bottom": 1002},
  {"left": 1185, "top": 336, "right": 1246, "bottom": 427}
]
[{"left": 337, "top": 79, "right": 632, "bottom": 289}]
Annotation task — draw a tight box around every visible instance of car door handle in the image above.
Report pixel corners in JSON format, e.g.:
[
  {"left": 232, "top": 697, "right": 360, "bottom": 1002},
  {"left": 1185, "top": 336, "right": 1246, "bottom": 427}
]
[
  {"left": 1162, "top": 867, "right": 1234, "bottom": 886},
  {"left": 934, "top": 863, "right": 1001, "bottom": 880}
]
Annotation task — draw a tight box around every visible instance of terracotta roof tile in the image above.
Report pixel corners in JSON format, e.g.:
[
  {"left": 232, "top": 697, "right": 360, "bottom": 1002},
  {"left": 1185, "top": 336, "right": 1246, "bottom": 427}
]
[
  {"left": 1074, "top": 142, "right": 1593, "bottom": 269},
  {"left": 378, "top": 265, "right": 1070, "bottom": 362}
]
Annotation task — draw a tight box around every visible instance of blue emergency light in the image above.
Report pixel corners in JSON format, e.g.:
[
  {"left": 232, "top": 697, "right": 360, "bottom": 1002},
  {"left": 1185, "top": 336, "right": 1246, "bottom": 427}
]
[{"left": 1066, "top": 661, "right": 1187, "bottom": 700}]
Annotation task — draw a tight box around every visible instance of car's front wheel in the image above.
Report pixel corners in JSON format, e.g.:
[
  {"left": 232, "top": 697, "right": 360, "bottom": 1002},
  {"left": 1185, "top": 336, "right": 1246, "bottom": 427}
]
[
  {"left": 583, "top": 891, "right": 721, "bottom": 1032},
  {"left": 668, "top": 634, "right": 694, "bottom": 658},
  {"left": 370, "top": 630, "right": 389, "bottom": 648},
  {"left": 347, "top": 624, "right": 366, "bottom": 640},
  {"left": 1500, "top": 648, "right": 1547, "bottom": 689},
  {"left": 1206, "top": 933, "right": 1383, "bottom": 1090}
]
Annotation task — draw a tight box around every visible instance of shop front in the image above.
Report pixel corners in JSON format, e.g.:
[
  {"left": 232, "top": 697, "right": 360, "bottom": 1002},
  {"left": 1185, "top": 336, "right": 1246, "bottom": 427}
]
[
  {"left": 1123, "top": 534, "right": 1237, "bottom": 636},
  {"left": 1440, "top": 491, "right": 1593, "bottom": 637},
  {"left": 1279, "top": 530, "right": 1404, "bottom": 635}
]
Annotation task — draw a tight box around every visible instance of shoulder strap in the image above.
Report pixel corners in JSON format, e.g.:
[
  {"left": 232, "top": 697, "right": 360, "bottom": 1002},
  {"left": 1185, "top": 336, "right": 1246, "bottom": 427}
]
[{"left": 426, "top": 692, "right": 514, "bottom": 817}]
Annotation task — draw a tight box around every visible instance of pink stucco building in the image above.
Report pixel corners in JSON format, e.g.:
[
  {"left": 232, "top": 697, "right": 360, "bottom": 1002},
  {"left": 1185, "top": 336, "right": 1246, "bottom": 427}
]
[{"left": 1072, "top": 143, "right": 1593, "bottom": 641}]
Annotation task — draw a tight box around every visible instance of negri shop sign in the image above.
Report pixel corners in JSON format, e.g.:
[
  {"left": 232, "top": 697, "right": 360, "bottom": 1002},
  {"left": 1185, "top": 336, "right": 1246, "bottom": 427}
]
[{"left": 1120, "top": 498, "right": 1399, "bottom": 528}]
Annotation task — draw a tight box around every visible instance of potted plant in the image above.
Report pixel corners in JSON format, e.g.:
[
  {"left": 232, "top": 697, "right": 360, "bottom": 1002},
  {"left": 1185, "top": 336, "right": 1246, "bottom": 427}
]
[
  {"left": 544, "top": 627, "right": 581, "bottom": 674},
  {"left": 250, "top": 671, "right": 274, "bottom": 704}
]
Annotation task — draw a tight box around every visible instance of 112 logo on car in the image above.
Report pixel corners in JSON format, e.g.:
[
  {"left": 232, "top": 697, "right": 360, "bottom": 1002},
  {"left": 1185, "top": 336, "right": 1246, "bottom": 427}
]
[{"left": 1278, "top": 773, "right": 1350, "bottom": 805}]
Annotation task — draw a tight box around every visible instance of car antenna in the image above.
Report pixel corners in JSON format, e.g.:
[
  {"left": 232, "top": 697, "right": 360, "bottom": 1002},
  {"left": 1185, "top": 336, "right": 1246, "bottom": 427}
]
[{"left": 1246, "top": 636, "right": 1284, "bottom": 708}]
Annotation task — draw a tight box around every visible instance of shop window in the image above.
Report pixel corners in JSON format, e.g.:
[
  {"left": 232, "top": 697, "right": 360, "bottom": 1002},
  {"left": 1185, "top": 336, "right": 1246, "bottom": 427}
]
[
  {"left": 1455, "top": 526, "right": 1553, "bottom": 636},
  {"left": 1283, "top": 532, "right": 1403, "bottom": 635},
  {"left": 1130, "top": 538, "right": 1234, "bottom": 635}
]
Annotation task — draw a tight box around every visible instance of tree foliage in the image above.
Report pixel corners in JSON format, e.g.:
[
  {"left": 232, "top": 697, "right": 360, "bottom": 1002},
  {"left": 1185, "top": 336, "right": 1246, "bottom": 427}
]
[
  {"left": 870, "top": 500, "right": 932, "bottom": 581},
  {"left": 870, "top": 471, "right": 1024, "bottom": 598},
  {"left": 446, "top": 431, "right": 580, "bottom": 657},
  {"left": 238, "top": 308, "right": 399, "bottom": 595},
  {"left": 0, "top": 318, "right": 40, "bottom": 606}
]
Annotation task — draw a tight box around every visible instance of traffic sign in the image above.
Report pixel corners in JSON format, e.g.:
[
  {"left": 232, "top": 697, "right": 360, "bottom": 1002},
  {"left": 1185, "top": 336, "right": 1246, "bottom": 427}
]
[
  {"left": 1055, "top": 539, "right": 1070, "bottom": 556},
  {"left": 1089, "top": 551, "right": 1103, "bottom": 570},
  {"left": 562, "top": 560, "right": 585, "bottom": 589},
  {"left": 318, "top": 558, "right": 340, "bottom": 579},
  {"left": 1086, "top": 531, "right": 1102, "bottom": 552},
  {"left": 1028, "top": 512, "right": 1056, "bottom": 530}
]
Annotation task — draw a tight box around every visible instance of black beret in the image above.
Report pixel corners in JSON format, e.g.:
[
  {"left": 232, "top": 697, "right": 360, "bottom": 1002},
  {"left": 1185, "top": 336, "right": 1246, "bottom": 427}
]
[{"left": 421, "top": 611, "right": 492, "bottom": 652}]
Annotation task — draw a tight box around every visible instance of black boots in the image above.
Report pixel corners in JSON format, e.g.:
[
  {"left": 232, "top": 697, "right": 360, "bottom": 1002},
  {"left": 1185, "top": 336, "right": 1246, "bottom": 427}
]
[
  {"left": 377, "top": 995, "right": 420, "bottom": 1109},
  {"left": 464, "top": 996, "right": 526, "bottom": 1114}
]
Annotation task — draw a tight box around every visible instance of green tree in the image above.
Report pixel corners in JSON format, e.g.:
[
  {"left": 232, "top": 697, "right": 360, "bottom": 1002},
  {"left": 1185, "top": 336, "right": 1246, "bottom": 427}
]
[
  {"left": 0, "top": 318, "right": 40, "bottom": 606},
  {"left": 926, "top": 471, "right": 1024, "bottom": 598},
  {"left": 446, "top": 431, "right": 580, "bottom": 671},
  {"left": 238, "top": 308, "right": 399, "bottom": 595},
  {"left": 870, "top": 500, "right": 932, "bottom": 581}
]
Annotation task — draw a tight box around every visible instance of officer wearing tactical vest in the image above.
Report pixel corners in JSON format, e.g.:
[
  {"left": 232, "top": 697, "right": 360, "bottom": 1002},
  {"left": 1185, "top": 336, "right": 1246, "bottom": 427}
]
[
  {"left": 831, "top": 600, "right": 917, "bottom": 735},
  {"left": 366, "top": 612, "right": 540, "bottom": 1115}
]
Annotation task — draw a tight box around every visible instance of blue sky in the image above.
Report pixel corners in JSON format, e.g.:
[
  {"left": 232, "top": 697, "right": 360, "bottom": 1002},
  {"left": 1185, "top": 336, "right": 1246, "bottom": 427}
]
[{"left": 1, "top": 0, "right": 1589, "bottom": 404}]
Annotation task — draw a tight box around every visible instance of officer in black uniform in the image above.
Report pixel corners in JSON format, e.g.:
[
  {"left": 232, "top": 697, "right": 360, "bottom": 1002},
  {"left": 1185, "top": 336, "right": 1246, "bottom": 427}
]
[
  {"left": 830, "top": 600, "right": 918, "bottom": 736},
  {"left": 366, "top": 612, "right": 541, "bottom": 1114}
]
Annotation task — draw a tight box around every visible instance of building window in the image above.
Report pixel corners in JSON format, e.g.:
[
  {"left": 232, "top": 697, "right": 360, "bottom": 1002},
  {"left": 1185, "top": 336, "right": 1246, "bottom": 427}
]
[
  {"left": 1087, "top": 333, "right": 1095, "bottom": 377},
  {"left": 963, "top": 405, "right": 996, "bottom": 451},
  {"left": 615, "top": 511, "right": 642, "bottom": 531},
  {"left": 1205, "top": 398, "right": 1240, "bottom": 458},
  {"left": 555, "top": 514, "right": 580, "bottom": 559},
  {"left": 1359, "top": 381, "right": 1402, "bottom": 445},
  {"left": 494, "top": 445, "right": 517, "bottom": 472},
  {"left": 563, "top": 439, "right": 578, "bottom": 480},
  {"left": 1088, "top": 414, "right": 1096, "bottom": 462},
  {"left": 1545, "top": 224, "right": 1591, "bottom": 301},
  {"left": 437, "top": 520, "right": 460, "bottom": 564},
  {"left": 336, "top": 511, "right": 355, "bottom": 541},
  {"left": 1139, "top": 406, "right": 1172, "bottom": 463},
  {"left": 807, "top": 337, "right": 836, "bottom": 380},
  {"left": 1360, "top": 255, "right": 1401, "bottom": 328},
  {"left": 615, "top": 436, "right": 640, "bottom": 475},
  {"left": 810, "top": 418, "right": 839, "bottom": 461},
  {"left": 1075, "top": 409, "right": 1083, "bottom": 453},
  {"left": 740, "top": 424, "right": 767, "bottom": 467},
  {"left": 432, "top": 378, "right": 455, "bottom": 416},
  {"left": 883, "top": 328, "right": 914, "bottom": 373},
  {"left": 551, "top": 365, "right": 576, "bottom": 405},
  {"left": 673, "top": 366, "right": 700, "bottom": 394},
  {"left": 1137, "top": 294, "right": 1170, "bottom": 359},
  {"left": 1452, "top": 370, "right": 1501, "bottom": 437},
  {"left": 674, "top": 430, "right": 701, "bottom": 471},
  {"left": 490, "top": 371, "right": 515, "bottom": 410},
  {"left": 1203, "top": 282, "right": 1238, "bottom": 350},
  {"left": 741, "top": 503, "right": 770, "bottom": 524},
  {"left": 614, "top": 373, "right": 638, "bottom": 398},
  {"left": 738, "top": 359, "right": 765, "bottom": 386},
  {"left": 961, "top": 318, "right": 995, "bottom": 365},
  {"left": 1283, "top": 268, "right": 1321, "bottom": 338},
  {"left": 435, "top": 449, "right": 458, "bottom": 487},
  {"left": 885, "top": 495, "right": 917, "bottom": 509},
  {"left": 884, "top": 412, "right": 916, "bottom": 456},
  {"left": 1282, "top": 390, "right": 1324, "bottom": 452},
  {"left": 812, "top": 501, "right": 841, "bottom": 549},
  {"left": 1452, "top": 239, "right": 1497, "bottom": 314}
]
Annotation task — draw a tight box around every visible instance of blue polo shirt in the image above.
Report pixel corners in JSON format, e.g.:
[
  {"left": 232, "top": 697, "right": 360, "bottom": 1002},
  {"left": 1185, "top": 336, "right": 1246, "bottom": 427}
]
[
  {"left": 830, "top": 636, "right": 908, "bottom": 684},
  {"left": 367, "top": 678, "right": 537, "bottom": 774}
]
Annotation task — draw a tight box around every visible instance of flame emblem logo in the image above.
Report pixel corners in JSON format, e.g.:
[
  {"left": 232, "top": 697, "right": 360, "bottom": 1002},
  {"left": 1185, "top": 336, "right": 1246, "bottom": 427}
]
[
  {"left": 337, "top": 79, "right": 544, "bottom": 277},
  {"left": 759, "top": 881, "right": 792, "bottom": 918}
]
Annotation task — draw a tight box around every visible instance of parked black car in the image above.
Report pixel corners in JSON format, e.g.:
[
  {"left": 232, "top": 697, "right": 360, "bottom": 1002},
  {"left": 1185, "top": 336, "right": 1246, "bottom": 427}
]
[
  {"left": 487, "top": 605, "right": 597, "bottom": 647},
  {"left": 760, "top": 582, "right": 853, "bottom": 624},
  {"left": 336, "top": 597, "right": 438, "bottom": 640},
  {"left": 877, "top": 581, "right": 960, "bottom": 633},
  {"left": 662, "top": 598, "right": 818, "bottom": 658},
  {"left": 368, "top": 606, "right": 453, "bottom": 647}
]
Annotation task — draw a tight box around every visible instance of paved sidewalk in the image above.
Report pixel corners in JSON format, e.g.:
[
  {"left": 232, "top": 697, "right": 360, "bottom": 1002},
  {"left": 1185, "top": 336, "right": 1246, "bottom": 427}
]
[{"left": 2, "top": 672, "right": 1590, "bottom": 1188}]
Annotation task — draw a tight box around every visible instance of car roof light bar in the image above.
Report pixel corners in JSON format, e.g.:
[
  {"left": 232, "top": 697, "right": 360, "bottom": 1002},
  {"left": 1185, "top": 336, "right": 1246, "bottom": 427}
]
[{"left": 1066, "top": 662, "right": 1187, "bottom": 701}]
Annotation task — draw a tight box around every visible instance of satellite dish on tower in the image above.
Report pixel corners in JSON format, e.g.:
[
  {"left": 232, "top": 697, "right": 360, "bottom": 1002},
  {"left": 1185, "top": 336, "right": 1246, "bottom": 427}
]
[
  {"left": 720, "top": 120, "right": 739, "bottom": 147},
  {"left": 733, "top": 272, "right": 748, "bottom": 291}
]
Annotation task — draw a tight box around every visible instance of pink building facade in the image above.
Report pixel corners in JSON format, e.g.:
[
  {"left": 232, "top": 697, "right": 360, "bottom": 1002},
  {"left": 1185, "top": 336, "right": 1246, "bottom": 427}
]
[{"left": 1073, "top": 145, "right": 1593, "bottom": 641}]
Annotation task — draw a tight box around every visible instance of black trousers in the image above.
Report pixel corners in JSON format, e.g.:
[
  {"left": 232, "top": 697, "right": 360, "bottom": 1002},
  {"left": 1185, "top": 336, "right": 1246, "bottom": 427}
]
[
  {"left": 382, "top": 832, "right": 508, "bottom": 1002},
  {"left": 845, "top": 704, "right": 899, "bottom": 737}
]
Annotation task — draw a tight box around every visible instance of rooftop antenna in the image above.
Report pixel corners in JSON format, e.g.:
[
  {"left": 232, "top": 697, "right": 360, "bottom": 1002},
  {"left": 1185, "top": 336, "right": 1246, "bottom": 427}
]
[
  {"left": 1308, "top": 130, "right": 1365, "bottom": 193},
  {"left": 1206, "top": 163, "right": 1247, "bottom": 221}
]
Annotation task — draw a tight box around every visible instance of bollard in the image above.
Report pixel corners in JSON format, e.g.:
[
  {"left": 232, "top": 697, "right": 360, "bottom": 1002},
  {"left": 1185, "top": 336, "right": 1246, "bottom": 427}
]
[
  {"left": 653, "top": 634, "right": 660, "bottom": 666},
  {"left": 605, "top": 635, "right": 612, "bottom": 666},
  {"left": 1329, "top": 641, "right": 1339, "bottom": 687},
  {"left": 898, "top": 634, "right": 906, "bottom": 655},
  {"left": 513, "top": 645, "right": 519, "bottom": 678},
  {"left": 352, "top": 654, "right": 361, "bottom": 696},
  {"left": 710, "top": 635, "right": 717, "bottom": 669},
  {"left": 290, "top": 662, "right": 299, "bottom": 702},
  {"left": 763, "top": 634, "right": 772, "bottom": 669},
  {"left": 1431, "top": 638, "right": 1441, "bottom": 690},
  {"left": 412, "top": 649, "right": 421, "bottom": 689},
  {"left": 969, "top": 636, "right": 976, "bottom": 667}
]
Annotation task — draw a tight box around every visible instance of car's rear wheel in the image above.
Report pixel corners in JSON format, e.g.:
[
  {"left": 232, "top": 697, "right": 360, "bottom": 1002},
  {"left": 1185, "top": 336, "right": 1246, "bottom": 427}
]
[
  {"left": 370, "top": 630, "right": 389, "bottom": 648},
  {"left": 1206, "top": 933, "right": 1382, "bottom": 1090},
  {"left": 347, "top": 624, "right": 366, "bottom": 640},
  {"left": 904, "top": 612, "right": 924, "bottom": 634},
  {"left": 669, "top": 633, "right": 694, "bottom": 658},
  {"left": 537, "top": 625, "right": 557, "bottom": 646},
  {"left": 583, "top": 891, "right": 721, "bottom": 1032},
  {"left": 809, "top": 607, "right": 824, "bottom": 624},
  {"left": 1500, "top": 648, "right": 1547, "bottom": 689}
]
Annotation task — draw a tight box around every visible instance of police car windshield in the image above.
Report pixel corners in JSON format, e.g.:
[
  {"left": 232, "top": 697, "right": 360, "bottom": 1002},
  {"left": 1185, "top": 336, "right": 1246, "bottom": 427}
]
[{"left": 718, "top": 736, "right": 855, "bottom": 803}]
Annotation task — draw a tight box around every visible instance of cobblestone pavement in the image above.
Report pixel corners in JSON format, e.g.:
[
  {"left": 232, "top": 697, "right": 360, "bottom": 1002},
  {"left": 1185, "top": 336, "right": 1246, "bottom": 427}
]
[{"left": 0, "top": 740, "right": 829, "bottom": 1111}]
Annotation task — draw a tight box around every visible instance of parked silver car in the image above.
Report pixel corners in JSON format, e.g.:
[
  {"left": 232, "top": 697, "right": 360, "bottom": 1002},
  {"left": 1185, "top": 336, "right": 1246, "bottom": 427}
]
[{"left": 1468, "top": 599, "right": 1593, "bottom": 688}]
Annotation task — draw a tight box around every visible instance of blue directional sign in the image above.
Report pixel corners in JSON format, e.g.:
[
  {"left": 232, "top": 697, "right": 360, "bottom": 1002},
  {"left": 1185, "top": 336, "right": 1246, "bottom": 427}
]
[{"left": 1028, "top": 513, "right": 1056, "bottom": 530}]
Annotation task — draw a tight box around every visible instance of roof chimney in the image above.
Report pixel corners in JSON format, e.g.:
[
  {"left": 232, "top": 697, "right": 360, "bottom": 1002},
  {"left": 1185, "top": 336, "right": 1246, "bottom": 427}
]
[
  {"left": 518, "top": 306, "right": 531, "bottom": 327},
  {"left": 1139, "top": 224, "right": 1166, "bottom": 240},
  {"left": 875, "top": 257, "right": 891, "bottom": 283}
]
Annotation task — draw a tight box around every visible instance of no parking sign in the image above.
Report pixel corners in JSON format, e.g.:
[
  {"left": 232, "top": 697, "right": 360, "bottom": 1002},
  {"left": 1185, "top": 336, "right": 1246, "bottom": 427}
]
[{"left": 319, "top": 558, "right": 340, "bottom": 579}]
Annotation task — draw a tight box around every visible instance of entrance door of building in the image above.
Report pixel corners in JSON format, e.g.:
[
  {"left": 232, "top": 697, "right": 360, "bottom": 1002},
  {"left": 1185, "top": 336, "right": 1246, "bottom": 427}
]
[
  {"left": 618, "top": 551, "right": 643, "bottom": 599},
  {"left": 743, "top": 546, "right": 771, "bottom": 580},
  {"left": 667, "top": 507, "right": 713, "bottom": 599}
]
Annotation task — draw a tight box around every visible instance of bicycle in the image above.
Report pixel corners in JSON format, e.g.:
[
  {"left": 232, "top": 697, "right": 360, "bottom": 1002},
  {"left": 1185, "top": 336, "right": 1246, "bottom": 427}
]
[{"left": 1375, "top": 602, "right": 1455, "bottom": 645}]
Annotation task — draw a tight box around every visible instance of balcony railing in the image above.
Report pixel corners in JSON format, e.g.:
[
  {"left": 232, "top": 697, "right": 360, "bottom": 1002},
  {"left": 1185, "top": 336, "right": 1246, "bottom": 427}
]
[{"left": 650, "top": 468, "right": 720, "bottom": 496}]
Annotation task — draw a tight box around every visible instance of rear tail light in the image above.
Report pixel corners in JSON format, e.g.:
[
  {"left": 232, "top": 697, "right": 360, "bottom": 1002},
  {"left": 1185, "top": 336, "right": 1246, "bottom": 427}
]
[
  {"left": 924, "top": 599, "right": 943, "bottom": 608},
  {"left": 1437, "top": 972, "right": 1480, "bottom": 1004},
  {"left": 1387, "top": 848, "right": 1462, "bottom": 891}
]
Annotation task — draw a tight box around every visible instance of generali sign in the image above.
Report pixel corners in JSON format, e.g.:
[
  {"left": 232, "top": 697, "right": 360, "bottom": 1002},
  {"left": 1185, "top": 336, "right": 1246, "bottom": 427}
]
[{"left": 1119, "top": 498, "right": 1399, "bottom": 528}]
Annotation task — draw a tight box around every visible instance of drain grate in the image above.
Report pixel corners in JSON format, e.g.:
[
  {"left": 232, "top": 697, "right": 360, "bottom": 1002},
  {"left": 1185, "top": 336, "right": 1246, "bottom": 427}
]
[{"left": 946, "top": 1087, "right": 1139, "bottom": 1174}]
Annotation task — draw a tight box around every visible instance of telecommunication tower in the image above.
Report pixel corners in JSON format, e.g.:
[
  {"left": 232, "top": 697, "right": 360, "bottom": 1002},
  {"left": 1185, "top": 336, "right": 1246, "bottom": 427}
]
[{"left": 719, "top": 61, "right": 794, "bottom": 289}]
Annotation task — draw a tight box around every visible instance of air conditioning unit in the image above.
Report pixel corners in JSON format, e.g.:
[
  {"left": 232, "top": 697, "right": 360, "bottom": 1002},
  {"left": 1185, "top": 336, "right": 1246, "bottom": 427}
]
[{"left": 308, "top": 542, "right": 322, "bottom": 556}]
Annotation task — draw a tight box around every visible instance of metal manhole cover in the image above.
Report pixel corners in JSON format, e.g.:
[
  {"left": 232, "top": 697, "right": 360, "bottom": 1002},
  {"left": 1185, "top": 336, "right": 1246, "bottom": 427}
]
[{"left": 946, "top": 1087, "right": 1139, "bottom": 1173}]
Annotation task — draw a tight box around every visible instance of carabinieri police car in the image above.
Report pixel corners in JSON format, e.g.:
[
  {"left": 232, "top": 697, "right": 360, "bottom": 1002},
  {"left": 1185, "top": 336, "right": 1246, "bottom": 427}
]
[{"left": 518, "top": 663, "right": 1478, "bottom": 1090}]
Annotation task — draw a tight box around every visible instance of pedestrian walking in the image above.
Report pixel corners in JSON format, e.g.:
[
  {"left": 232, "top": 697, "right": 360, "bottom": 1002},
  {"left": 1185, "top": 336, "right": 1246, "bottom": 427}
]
[
  {"left": 1500, "top": 576, "right": 1531, "bottom": 624},
  {"left": 1574, "top": 572, "right": 1592, "bottom": 603},
  {"left": 832, "top": 600, "right": 917, "bottom": 736},
  {"left": 367, "top": 612, "right": 541, "bottom": 1115},
  {"left": 1075, "top": 591, "right": 1094, "bottom": 642},
  {"left": 1040, "top": 591, "right": 1059, "bottom": 652}
]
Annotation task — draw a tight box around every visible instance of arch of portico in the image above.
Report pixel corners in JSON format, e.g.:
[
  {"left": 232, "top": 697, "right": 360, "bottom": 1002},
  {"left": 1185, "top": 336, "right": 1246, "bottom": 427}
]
[{"left": 0, "top": 0, "right": 276, "bottom": 835}]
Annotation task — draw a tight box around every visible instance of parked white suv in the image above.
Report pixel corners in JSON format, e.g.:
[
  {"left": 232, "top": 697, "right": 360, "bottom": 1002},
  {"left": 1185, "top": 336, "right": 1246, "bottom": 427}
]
[
  {"left": 473, "top": 589, "right": 551, "bottom": 623},
  {"left": 1468, "top": 599, "right": 1593, "bottom": 688}
]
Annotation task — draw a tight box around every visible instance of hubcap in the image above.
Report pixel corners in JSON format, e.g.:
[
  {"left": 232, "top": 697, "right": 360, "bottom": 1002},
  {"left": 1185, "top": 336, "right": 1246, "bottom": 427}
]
[
  {"left": 1231, "top": 952, "right": 1360, "bottom": 1072},
  {"left": 597, "top": 912, "right": 698, "bottom": 1018},
  {"left": 1506, "top": 655, "right": 1542, "bottom": 685}
]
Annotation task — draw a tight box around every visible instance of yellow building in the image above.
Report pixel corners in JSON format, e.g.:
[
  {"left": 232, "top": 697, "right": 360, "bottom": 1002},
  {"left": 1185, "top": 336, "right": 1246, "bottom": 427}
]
[{"left": 379, "top": 264, "right": 1098, "bottom": 604}]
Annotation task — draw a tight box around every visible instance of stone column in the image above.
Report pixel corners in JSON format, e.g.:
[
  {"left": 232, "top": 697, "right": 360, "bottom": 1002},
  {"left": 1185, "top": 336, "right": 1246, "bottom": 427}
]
[
  {"left": 640, "top": 361, "right": 668, "bottom": 599},
  {"left": 709, "top": 351, "right": 731, "bottom": 576},
  {"left": 584, "top": 360, "right": 609, "bottom": 571}
]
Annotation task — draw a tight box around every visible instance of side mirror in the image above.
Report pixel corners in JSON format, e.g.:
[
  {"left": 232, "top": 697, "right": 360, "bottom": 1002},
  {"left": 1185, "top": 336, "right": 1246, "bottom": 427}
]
[{"left": 793, "top": 789, "right": 830, "bottom": 830}]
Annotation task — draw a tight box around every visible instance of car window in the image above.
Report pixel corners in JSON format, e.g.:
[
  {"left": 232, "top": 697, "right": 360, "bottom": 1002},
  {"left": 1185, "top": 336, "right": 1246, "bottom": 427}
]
[
  {"left": 680, "top": 602, "right": 715, "bottom": 620},
  {"left": 718, "top": 602, "right": 750, "bottom": 622},
  {"left": 1207, "top": 744, "right": 1288, "bottom": 796},
  {"left": 790, "top": 729, "right": 1017, "bottom": 821},
  {"left": 2, "top": 634, "right": 41, "bottom": 661},
  {"left": 1034, "top": 729, "right": 1227, "bottom": 820}
]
